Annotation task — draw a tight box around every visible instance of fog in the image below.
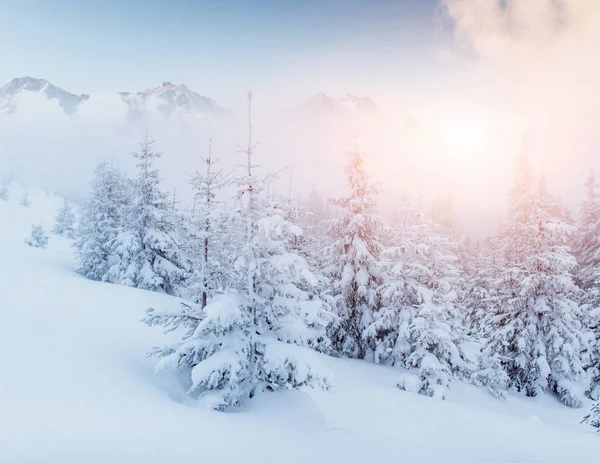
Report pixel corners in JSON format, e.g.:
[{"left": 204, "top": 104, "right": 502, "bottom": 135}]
[
  {"left": 442, "top": 0, "right": 600, "bottom": 208},
  {"left": 1, "top": 0, "right": 599, "bottom": 237}
]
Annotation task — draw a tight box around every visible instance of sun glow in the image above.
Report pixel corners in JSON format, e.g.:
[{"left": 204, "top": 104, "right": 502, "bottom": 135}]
[{"left": 440, "top": 117, "right": 491, "bottom": 158}]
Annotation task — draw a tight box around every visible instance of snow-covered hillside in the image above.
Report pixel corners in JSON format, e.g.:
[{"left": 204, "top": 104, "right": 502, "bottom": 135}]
[{"left": 0, "top": 184, "right": 599, "bottom": 462}]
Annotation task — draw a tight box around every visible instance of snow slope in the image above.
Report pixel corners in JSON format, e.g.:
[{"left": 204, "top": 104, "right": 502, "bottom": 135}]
[{"left": 0, "top": 184, "right": 599, "bottom": 462}]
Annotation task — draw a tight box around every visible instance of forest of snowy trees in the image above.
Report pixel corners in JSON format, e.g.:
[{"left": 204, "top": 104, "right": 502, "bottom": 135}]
[{"left": 65, "top": 95, "right": 600, "bottom": 426}]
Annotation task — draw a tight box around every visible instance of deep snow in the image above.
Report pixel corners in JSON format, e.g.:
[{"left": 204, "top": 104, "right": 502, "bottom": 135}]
[{"left": 0, "top": 184, "right": 599, "bottom": 462}]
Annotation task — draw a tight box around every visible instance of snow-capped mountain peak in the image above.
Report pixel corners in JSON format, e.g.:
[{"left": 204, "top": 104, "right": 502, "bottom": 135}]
[
  {"left": 120, "top": 81, "right": 226, "bottom": 117},
  {"left": 0, "top": 76, "right": 89, "bottom": 114},
  {"left": 0, "top": 76, "right": 227, "bottom": 119},
  {"left": 0, "top": 76, "right": 51, "bottom": 94}
]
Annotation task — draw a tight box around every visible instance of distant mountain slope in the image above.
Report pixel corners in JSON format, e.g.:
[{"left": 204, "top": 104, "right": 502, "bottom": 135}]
[
  {"left": 120, "top": 81, "right": 227, "bottom": 118},
  {"left": 0, "top": 76, "right": 89, "bottom": 115},
  {"left": 0, "top": 77, "right": 228, "bottom": 118}
]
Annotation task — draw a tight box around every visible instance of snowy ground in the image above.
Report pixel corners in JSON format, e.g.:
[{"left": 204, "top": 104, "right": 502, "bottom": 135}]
[{"left": 1, "top": 184, "right": 599, "bottom": 462}]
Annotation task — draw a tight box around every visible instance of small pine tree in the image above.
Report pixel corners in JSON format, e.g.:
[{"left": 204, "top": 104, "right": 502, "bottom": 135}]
[
  {"left": 0, "top": 183, "right": 8, "bottom": 201},
  {"left": 20, "top": 189, "right": 30, "bottom": 207},
  {"left": 25, "top": 224, "right": 49, "bottom": 248},
  {"left": 75, "top": 160, "right": 129, "bottom": 281},
  {"left": 53, "top": 199, "right": 76, "bottom": 238}
]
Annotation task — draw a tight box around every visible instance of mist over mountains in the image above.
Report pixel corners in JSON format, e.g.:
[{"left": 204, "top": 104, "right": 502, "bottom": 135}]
[
  {"left": 0, "top": 76, "right": 527, "bottom": 236},
  {"left": 0, "top": 76, "right": 384, "bottom": 122},
  {"left": 0, "top": 75, "right": 402, "bottom": 207},
  {"left": 0, "top": 77, "right": 229, "bottom": 120}
]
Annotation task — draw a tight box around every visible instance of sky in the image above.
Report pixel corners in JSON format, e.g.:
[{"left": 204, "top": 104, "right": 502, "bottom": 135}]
[
  {"left": 1, "top": 0, "right": 599, "bottom": 236},
  {"left": 0, "top": 0, "right": 445, "bottom": 111}
]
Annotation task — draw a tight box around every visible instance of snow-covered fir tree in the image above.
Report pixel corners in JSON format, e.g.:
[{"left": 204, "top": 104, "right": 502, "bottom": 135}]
[
  {"left": 575, "top": 171, "right": 600, "bottom": 296},
  {"left": 0, "top": 182, "right": 8, "bottom": 201},
  {"left": 20, "top": 189, "right": 30, "bottom": 207},
  {"left": 477, "top": 149, "right": 589, "bottom": 407},
  {"left": 53, "top": 199, "right": 76, "bottom": 238},
  {"left": 107, "top": 134, "right": 187, "bottom": 294},
  {"left": 184, "top": 139, "right": 231, "bottom": 307},
  {"left": 145, "top": 94, "right": 334, "bottom": 410},
  {"left": 463, "top": 235, "right": 502, "bottom": 339},
  {"left": 326, "top": 146, "right": 384, "bottom": 359},
  {"left": 304, "top": 183, "right": 327, "bottom": 227},
  {"left": 25, "top": 223, "right": 49, "bottom": 248},
  {"left": 365, "top": 210, "right": 469, "bottom": 399},
  {"left": 295, "top": 185, "right": 332, "bottom": 274},
  {"left": 75, "top": 160, "right": 128, "bottom": 281},
  {"left": 574, "top": 170, "right": 600, "bottom": 398},
  {"left": 583, "top": 402, "right": 600, "bottom": 430}
]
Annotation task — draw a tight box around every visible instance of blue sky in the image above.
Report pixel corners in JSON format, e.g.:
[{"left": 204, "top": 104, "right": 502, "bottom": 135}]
[{"left": 0, "top": 0, "right": 448, "bottom": 108}]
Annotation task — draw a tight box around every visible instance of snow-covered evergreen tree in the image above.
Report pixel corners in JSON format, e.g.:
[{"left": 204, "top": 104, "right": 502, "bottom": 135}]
[
  {"left": 365, "top": 212, "right": 469, "bottom": 398},
  {"left": 185, "top": 139, "right": 231, "bottom": 307},
  {"left": 20, "top": 189, "right": 30, "bottom": 207},
  {"left": 575, "top": 171, "right": 600, "bottom": 296},
  {"left": 574, "top": 170, "right": 600, "bottom": 397},
  {"left": 107, "top": 134, "right": 186, "bottom": 294},
  {"left": 477, "top": 149, "right": 589, "bottom": 407},
  {"left": 53, "top": 199, "right": 76, "bottom": 238},
  {"left": 463, "top": 236, "right": 502, "bottom": 338},
  {"left": 0, "top": 183, "right": 8, "bottom": 201},
  {"left": 326, "top": 147, "right": 384, "bottom": 359},
  {"left": 75, "top": 160, "right": 128, "bottom": 281},
  {"left": 294, "top": 185, "right": 332, "bottom": 277},
  {"left": 145, "top": 94, "right": 334, "bottom": 410},
  {"left": 583, "top": 402, "right": 600, "bottom": 430},
  {"left": 304, "top": 183, "right": 327, "bottom": 227},
  {"left": 25, "top": 224, "right": 49, "bottom": 248}
]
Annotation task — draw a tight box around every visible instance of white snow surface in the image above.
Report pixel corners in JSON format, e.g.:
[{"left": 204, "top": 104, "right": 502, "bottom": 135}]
[{"left": 0, "top": 183, "right": 599, "bottom": 462}]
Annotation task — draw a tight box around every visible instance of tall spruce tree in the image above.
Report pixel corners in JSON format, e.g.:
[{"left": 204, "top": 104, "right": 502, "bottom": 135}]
[
  {"left": 107, "top": 134, "right": 187, "bottom": 294},
  {"left": 574, "top": 170, "right": 600, "bottom": 397},
  {"left": 478, "top": 148, "right": 589, "bottom": 407},
  {"left": 365, "top": 209, "right": 469, "bottom": 398},
  {"left": 326, "top": 146, "right": 384, "bottom": 359},
  {"left": 145, "top": 94, "right": 333, "bottom": 410},
  {"left": 185, "top": 139, "right": 231, "bottom": 307}
]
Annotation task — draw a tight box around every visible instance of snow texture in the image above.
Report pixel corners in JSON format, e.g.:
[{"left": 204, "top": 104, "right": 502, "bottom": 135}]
[{"left": 0, "top": 182, "right": 599, "bottom": 462}]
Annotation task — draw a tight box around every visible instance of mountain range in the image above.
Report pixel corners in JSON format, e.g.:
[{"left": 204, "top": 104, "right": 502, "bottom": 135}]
[
  {"left": 0, "top": 76, "right": 380, "bottom": 120},
  {"left": 0, "top": 77, "right": 228, "bottom": 119},
  {"left": 0, "top": 77, "right": 89, "bottom": 115}
]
